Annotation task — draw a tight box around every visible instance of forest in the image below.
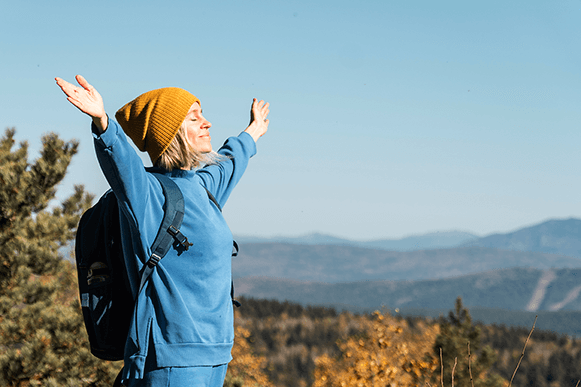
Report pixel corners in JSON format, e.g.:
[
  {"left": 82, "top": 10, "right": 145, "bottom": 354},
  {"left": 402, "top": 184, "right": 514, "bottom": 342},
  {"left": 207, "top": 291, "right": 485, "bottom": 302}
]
[
  {"left": 229, "top": 296, "right": 581, "bottom": 387},
  {"left": 1, "top": 128, "right": 581, "bottom": 387}
]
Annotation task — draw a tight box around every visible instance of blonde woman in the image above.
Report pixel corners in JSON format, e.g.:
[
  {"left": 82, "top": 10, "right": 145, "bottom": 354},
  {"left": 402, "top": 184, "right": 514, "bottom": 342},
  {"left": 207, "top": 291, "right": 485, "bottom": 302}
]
[{"left": 56, "top": 75, "right": 269, "bottom": 387}]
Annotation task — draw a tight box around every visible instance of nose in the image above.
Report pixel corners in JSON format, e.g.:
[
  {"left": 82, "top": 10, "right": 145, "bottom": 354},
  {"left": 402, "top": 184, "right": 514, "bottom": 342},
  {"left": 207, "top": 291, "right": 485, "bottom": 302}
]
[{"left": 203, "top": 119, "right": 211, "bottom": 130}]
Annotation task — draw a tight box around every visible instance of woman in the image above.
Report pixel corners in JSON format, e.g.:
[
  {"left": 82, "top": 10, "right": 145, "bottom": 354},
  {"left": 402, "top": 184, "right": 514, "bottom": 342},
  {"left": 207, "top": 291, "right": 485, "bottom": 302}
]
[{"left": 55, "top": 75, "right": 269, "bottom": 386}]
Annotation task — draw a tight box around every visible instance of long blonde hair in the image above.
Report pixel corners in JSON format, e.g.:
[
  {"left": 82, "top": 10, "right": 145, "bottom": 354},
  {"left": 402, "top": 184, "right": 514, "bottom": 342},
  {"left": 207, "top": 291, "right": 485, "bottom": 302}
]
[{"left": 154, "top": 122, "right": 226, "bottom": 170}]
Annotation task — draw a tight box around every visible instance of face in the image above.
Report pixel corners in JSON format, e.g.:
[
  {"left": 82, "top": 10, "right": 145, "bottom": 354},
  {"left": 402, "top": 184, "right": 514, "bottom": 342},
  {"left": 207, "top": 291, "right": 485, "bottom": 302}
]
[{"left": 183, "top": 102, "right": 212, "bottom": 153}]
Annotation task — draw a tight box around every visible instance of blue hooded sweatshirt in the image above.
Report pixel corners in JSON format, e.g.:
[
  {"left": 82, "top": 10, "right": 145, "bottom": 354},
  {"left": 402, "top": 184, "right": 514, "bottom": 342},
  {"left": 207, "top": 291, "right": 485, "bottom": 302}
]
[{"left": 92, "top": 119, "right": 256, "bottom": 380}]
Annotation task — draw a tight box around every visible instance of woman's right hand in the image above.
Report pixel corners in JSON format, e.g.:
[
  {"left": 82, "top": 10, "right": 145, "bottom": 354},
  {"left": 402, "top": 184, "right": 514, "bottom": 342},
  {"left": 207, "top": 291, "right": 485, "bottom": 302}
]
[{"left": 55, "top": 75, "right": 108, "bottom": 133}]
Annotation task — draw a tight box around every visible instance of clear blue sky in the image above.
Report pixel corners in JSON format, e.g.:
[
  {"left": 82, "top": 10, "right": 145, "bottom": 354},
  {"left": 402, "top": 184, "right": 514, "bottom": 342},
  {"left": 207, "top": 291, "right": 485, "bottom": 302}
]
[{"left": 1, "top": 0, "right": 580, "bottom": 240}]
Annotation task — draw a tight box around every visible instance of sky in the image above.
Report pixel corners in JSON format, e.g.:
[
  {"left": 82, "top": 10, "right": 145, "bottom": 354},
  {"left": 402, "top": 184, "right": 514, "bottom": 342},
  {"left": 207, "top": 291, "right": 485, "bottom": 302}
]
[{"left": 1, "top": 0, "right": 580, "bottom": 240}]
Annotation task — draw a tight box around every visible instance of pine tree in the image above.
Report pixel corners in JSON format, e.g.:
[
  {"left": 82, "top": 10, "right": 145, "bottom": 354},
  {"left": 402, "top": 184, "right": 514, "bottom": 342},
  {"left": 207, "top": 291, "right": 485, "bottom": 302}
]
[
  {"left": 432, "top": 297, "right": 504, "bottom": 387},
  {"left": 0, "top": 128, "right": 119, "bottom": 386}
]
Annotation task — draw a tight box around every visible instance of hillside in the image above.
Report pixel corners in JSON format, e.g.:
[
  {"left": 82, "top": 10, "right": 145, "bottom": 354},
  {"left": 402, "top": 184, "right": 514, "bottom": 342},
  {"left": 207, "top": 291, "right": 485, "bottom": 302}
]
[
  {"left": 465, "top": 218, "right": 581, "bottom": 258},
  {"left": 233, "top": 218, "right": 581, "bottom": 330},
  {"left": 233, "top": 243, "right": 581, "bottom": 282},
  {"left": 234, "top": 296, "right": 581, "bottom": 387},
  {"left": 234, "top": 267, "right": 581, "bottom": 316}
]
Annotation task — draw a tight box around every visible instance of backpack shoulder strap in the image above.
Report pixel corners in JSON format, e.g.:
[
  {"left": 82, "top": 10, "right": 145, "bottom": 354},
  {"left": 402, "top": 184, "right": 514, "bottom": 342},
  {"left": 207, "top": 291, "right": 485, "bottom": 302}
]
[
  {"left": 137, "top": 173, "right": 187, "bottom": 293},
  {"left": 147, "top": 173, "right": 190, "bottom": 265},
  {"left": 204, "top": 188, "right": 221, "bottom": 212}
]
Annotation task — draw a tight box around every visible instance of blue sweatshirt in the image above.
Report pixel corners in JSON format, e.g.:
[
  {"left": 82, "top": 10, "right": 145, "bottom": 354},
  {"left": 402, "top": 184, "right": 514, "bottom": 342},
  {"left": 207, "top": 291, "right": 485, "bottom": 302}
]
[{"left": 92, "top": 120, "right": 256, "bottom": 379}]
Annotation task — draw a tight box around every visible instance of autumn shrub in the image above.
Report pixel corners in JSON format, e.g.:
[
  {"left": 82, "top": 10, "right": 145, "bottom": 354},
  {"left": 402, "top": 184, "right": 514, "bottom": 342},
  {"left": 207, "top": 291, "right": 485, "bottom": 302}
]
[
  {"left": 225, "top": 323, "right": 274, "bottom": 387},
  {"left": 312, "top": 310, "right": 439, "bottom": 386}
]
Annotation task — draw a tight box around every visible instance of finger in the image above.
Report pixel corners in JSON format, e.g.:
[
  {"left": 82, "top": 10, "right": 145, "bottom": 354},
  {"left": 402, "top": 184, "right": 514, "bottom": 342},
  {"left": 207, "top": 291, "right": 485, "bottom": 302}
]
[
  {"left": 76, "top": 74, "right": 93, "bottom": 91},
  {"left": 55, "top": 78, "right": 78, "bottom": 97},
  {"left": 253, "top": 99, "right": 265, "bottom": 108},
  {"left": 258, "top": 101, "right": 269, "bottom": 114},
  {"left": 55, "top": 77, "right": 74, "bottom": 90},
  {"left": 66, "top": 96, "right": 84, "bottom": 110}
]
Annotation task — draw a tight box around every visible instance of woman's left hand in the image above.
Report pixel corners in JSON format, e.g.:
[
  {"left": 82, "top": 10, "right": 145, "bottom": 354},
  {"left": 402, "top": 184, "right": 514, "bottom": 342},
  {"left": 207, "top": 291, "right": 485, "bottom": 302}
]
[{"left": 244, "top": 98, "right": 270, "bottom": 142}]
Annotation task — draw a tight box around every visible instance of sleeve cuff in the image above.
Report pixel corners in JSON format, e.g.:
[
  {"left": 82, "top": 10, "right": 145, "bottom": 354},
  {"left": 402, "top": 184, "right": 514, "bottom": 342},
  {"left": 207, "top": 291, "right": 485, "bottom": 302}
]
[
  {"left": 92, "top": 116, "right": 120, "bottom": 148},
  {"left": 238, "top": 131, "right": 257, "bottom": 157}
]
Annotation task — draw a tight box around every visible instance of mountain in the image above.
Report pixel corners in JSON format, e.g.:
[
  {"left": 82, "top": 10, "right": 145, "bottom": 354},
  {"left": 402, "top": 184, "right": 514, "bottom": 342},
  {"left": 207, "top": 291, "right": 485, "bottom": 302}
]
[
  {"left": 234, "top": 267, "right": 581, "bottom": 313},
  {"left": 234, "top": 230, "right": 478, "bottom": 251},
  {"left": 232, "top": 218, "right": 581, "bottom": 334},
  {"left": 465, "top": 218, "right": 581, "bottom": 258},
  {"left": 235, "top": 232, "right": 351, "bottom": 246},
  {"left": 236, "top": 218, "right": 581, "bottom": 257},
  {"left": 359, "top": 231, "right": 478, "bottom": 251},
  {"left": 233, "top": 243, "right": 581, "bottom": 282}
]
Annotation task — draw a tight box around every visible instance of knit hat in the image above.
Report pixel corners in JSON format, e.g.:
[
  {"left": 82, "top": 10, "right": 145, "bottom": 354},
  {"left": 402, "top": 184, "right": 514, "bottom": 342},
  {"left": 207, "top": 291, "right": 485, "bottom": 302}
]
[{"left": 115, "top": 87, "right": 200, "bottom": 163}]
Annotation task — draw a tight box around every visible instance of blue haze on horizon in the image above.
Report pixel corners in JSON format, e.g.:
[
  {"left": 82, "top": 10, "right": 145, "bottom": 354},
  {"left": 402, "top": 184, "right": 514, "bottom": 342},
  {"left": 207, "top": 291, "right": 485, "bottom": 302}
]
[{"left": 1, "top": 0, "right": 580, "bottom": 240}]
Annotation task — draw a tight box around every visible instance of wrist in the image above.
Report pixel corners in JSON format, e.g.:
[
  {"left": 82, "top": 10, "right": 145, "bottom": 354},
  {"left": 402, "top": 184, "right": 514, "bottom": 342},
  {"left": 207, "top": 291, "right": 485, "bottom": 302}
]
[
  {"left": 92, "top": 115, "right": 109, "bottom": 134},
  {"left": 244, "top": 127, "right": 260, "bottom": 142}
]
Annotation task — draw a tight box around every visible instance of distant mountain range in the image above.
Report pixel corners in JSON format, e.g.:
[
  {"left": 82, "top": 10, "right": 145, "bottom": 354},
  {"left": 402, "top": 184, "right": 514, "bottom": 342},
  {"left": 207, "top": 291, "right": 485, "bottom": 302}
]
[
  {"left": 464, "top": 218, "right": 581, "bottom": 258},
  {"left": 233, "top": 244, "right": 581, "bottom": 282},
  {"left": 235, "top": 230, "right": 478, "bottom": 251},
  {"left": 236, "top": 218, "right": 581, "bottom": 257},
  {"left": 232, "top": 218, "right": 581, "bottom": 330}
]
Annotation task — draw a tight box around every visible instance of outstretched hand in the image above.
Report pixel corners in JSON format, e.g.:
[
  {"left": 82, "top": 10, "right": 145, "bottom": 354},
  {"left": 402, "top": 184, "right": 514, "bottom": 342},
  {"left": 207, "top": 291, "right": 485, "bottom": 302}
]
[
  {"left": 55, "top": 75, "right": 108, "bottom": 133},
  {"left": 244, "top": 98, "right": 270, "bottom": 142}
]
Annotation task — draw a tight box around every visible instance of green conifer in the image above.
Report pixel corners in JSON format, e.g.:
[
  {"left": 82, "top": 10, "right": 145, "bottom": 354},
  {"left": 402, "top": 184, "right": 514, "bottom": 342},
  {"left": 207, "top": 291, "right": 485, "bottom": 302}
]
[
  {"left": 432, "top": 297, "right": 503, "bottom": 387},
  {"left": 0, "top": 129, "right": 119, "bottom": 386}
]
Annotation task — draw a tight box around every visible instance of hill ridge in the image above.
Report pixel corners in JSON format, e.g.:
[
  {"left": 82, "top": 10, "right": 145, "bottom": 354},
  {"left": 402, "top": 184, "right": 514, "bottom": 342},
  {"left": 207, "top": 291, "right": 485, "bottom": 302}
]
[
  {"left": 234, "top": 243, "right": 581, "bottom": 283},
  {"left": 235, "top": 267, "right": 581, "bottom": 313}
]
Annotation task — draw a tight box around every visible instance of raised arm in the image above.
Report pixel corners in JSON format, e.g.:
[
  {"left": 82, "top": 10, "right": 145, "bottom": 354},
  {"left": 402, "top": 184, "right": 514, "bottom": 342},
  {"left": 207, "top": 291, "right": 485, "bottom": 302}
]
[
  {"left": 199, "top": 98, "right": 269, "bottom": 205},
  {"left": 243, "top": 98, "right": 270, "bottom": 142},
  {"left": 55, "top": 75, "right": 108, "bottom": 133}
]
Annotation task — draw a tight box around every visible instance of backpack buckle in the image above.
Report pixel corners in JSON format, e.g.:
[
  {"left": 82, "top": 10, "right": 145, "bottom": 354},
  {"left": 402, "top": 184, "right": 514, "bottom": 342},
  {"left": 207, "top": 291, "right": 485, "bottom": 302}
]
[
  {"left": 147, "top": 252, "right": 162, "bottom": 268},
  {"left": 167, "top": 225, "right": 193, "bottom": 255},
  {"left": 87, "top": 262, "right": 110, "bottom": 284}
]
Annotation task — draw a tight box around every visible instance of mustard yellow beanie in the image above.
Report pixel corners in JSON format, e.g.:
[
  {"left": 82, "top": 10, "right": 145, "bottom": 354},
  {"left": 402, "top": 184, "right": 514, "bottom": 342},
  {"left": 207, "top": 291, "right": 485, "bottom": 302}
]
[{"left": 115, "top": 87, "right": 200, "bottom": 163}]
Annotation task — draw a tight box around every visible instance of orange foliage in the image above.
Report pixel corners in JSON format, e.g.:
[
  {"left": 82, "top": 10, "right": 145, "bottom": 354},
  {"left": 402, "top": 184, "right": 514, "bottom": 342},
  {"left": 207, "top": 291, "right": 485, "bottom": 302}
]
[
  {"left": 313, "top": 311, "right": 439, "bottom": 387},
  {"left": 225, "top": 323, "right": 274, "bottom": 387}
]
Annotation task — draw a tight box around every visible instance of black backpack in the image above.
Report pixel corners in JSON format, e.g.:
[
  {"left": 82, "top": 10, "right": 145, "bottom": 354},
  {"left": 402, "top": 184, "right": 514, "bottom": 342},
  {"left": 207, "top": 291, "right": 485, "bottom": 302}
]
[{"left": 75, "top": 172, "right": 195, "bottom": 361}]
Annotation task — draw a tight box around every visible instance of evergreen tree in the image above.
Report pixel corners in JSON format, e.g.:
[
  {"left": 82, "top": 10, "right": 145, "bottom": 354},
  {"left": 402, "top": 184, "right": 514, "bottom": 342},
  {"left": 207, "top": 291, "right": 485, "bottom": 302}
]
[
  {"left": 432, "top": 297, "right": 504, "bottom": 387},
  {"left": 0, "top": 128, "right": 119, "bottom": 386}
]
